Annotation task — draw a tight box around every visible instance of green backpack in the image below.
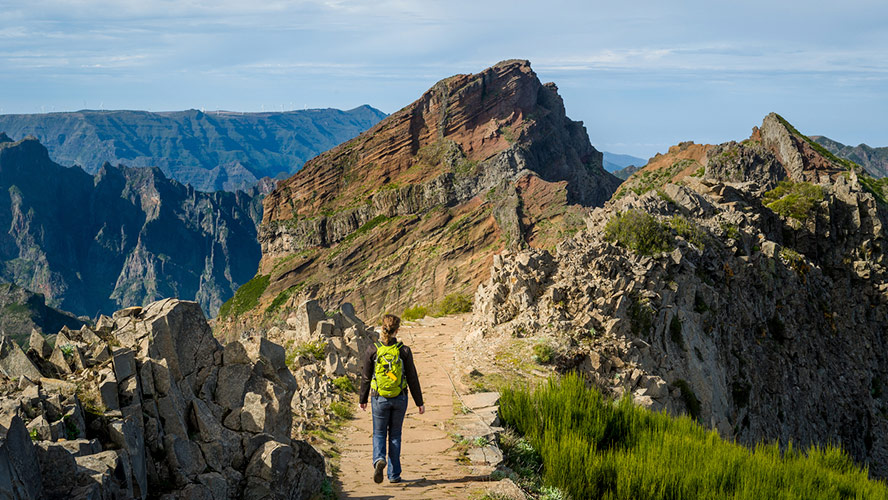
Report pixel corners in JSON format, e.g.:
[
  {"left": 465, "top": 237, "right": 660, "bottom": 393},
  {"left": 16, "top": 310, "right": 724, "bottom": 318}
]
[{"left": 371, "top": 341, "right": 406, "bottom": 397}]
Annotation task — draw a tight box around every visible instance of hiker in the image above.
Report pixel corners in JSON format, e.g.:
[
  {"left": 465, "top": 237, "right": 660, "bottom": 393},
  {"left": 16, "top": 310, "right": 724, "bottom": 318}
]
[{"left": 359, "top": 314, "right": 424, "bottom": 484}]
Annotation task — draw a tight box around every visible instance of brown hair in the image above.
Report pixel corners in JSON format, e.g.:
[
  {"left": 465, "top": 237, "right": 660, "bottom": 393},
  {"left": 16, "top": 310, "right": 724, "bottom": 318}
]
[{"left": 381, "top": 314, "right": 401, "bottom": 343}]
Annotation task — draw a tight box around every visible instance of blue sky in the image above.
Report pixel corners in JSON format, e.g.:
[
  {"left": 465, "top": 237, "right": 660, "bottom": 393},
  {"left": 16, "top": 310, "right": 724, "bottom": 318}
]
[{"left": 0, "top": 0, "right": 885, "bottom": 159}]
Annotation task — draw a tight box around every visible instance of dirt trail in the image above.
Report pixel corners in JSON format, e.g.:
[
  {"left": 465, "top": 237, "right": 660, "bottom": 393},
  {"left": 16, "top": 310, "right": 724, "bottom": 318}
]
[{"left": 335, "top": 315, "right": 495, "bottom": 499}]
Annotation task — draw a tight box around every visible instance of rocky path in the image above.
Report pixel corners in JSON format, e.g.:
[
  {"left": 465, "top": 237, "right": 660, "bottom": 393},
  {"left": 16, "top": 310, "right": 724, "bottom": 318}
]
[{"left": 335, "top": 315, "right": 495, "bottom": 499}]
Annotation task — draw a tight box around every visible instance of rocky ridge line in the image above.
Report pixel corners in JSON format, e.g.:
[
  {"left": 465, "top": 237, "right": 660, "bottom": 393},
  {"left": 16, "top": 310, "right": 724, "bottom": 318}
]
[{"left": 469, "top": 113, "right": 888, "bottom": 476}]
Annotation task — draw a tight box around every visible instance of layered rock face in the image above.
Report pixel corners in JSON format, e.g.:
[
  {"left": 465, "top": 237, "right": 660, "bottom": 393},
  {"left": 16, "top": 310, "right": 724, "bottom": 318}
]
[
  {"left": 0, "top": 299, "right": 325, "bottom": 499},
  {"left": 0, "top": 135, "right": 262, "bottom": 317},
  {"left": 240, "top": 60, "right": 620, "bottom": 328},
  {"left": 0, "top": 106, "right": 386, "bottom": 191},
  {"left": 471, "top": 114, "right": 888, "bottom": 476}
]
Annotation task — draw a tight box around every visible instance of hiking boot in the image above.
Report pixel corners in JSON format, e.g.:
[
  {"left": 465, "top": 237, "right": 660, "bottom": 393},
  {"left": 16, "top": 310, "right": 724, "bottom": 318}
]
[
  {"left": 389, "top": 477, "right": 402, "bottom": 484},
  {"left": 373, "top": 459, "right": 385, "bottom": 484}
]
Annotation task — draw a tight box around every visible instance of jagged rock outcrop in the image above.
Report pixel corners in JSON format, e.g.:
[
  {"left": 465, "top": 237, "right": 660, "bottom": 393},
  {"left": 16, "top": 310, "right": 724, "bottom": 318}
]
[
  {"left": 469, "top": 113, "right": 888, "bottom": 476},
  {"left": 226, "top": 60, "right": 620, "bottom": 331},
  {"left": 0, "top": 107, "right": 386, "bottom": 192},
  {"left": 0, "top": 136, "right": 262, "bottom": 317},
  {"left": 0, "top": 298, "right": 326, "bottom": 499},
  {"left": 232, "top": 299, "right": 380, "bottom": 426}
]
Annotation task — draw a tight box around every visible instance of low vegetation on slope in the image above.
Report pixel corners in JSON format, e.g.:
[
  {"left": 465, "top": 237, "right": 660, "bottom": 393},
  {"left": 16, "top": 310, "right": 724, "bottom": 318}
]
[
  {"left": 763, "top": 181, "right": 825, "bottom": 221},
  {"left": 499, "top": 374, "right": 887, "bottom": 500}
]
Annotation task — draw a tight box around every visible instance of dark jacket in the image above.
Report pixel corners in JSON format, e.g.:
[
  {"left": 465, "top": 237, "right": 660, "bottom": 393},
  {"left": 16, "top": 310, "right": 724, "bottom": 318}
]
[{"left": 359, "top": 339, "right": 423, "bottom": 407}]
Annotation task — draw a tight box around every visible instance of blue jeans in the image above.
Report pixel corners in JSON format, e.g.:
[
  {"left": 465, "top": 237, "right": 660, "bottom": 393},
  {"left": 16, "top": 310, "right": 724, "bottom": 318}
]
[{"left": 371, "top": 392, "right": 408, "bottom": 480}]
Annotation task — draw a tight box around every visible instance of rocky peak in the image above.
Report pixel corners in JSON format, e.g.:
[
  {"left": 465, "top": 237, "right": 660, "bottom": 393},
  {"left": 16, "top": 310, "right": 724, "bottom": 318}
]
[
  {"left": 617, "top": 113, "right": 855, "bottom": 200},
  {"left": 262, "top": 59, "right": 617, "bottom": 226},
  {"left": 757, "top": 112, "right": 847, "bottom": 182},
  {"left": 225, "top": 60, "right": 620, "bottom": 328}
]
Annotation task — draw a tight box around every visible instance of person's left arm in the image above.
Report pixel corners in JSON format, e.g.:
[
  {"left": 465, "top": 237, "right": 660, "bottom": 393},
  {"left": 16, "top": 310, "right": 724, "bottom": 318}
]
[{"left": 402, "top": 346, "right": 424, "bottom": 410}]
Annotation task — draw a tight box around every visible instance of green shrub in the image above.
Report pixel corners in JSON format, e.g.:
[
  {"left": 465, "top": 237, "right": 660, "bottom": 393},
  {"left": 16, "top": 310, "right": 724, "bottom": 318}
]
[
  {"left": 669, "top": 215, "right": 708, "bottom": 249},
  {"left": 218, "top": 274, "right": 270, "bottom": 319},
  {"left": 435, "top": 293, "right": 473, "bottom": 316},
  {"left": 499, "top": 374, "right": 886, "bottom": 500},
  {"left": 329, "top": 400, "right": 354, "bottom": 419},
  {"left": 29, "top": 428, "right": 38, "bottom": 441},
  {"left": 499, "top": 428, "right": 542, "bottom": 479},
  {"left": 333, "top": 376, "right": 355, "bottom": 393},
  {"left": 292, "top": 340, "right": 326, "bottom": 362},
  {"left": 402, "top": 305, "right": 429, "bottom": 321},
  {"left": 403, "top": 293, "right": 473, "bottom": 321},
  {"left": 763, "top": 181, "right": 824, "bottom": 221},
  {"left": 604, "top": 210, "right": 674, "bottom": 255},
  {"left": 63, "top": 416, "right": 79, "bottom": 440},
  {"left": 59, "top": 344, "right": 75, "bottom": 359},
  {"left": 720, "top": 222, "right": 740, "bottom": 240},
  {"left": 533, "top": 343, "right": 555, "bottom": 364}
]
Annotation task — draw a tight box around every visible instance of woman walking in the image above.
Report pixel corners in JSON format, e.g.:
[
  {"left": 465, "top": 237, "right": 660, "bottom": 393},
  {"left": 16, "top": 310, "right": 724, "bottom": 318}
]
[{"left": 359, "top": 314, "right": 425, "bottom": 484}]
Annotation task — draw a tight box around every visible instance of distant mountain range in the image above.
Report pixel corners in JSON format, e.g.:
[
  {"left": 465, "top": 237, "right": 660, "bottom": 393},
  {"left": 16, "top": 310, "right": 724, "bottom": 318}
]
[
  {"left": 811, "top": 136, "right": 888, "bottom": 178},
  {"left": 0, "top": 106, "right": 386, "bottom": 191},
  {"left": 0, "top": 133, "right": 263, "bottom": 318},
  {"left": 602, "top": 151, "right": 646, "bottom": 172}
]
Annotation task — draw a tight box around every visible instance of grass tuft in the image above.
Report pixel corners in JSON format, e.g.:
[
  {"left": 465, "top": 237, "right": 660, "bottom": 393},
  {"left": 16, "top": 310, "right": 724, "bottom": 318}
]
[
  {"left": 329, "top": 400, "right": 354, "bottom": 420},
  {"left": 500, "top": 374, "right": 886, "bottom": 500},
  {"left": 763, "top": 181, "right": 824, "bottom": 221},
  {"left": 604, "top": 210, "right": 674, "bottom": 256},
  {"left": 333, "top": 376, "right": 355, "bottom": 393}
]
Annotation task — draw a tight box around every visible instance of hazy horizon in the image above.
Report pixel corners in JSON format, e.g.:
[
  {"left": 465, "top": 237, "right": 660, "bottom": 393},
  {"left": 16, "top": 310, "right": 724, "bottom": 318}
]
[{"left": 1, "top": 0, "right": 885, "bottom": 159}]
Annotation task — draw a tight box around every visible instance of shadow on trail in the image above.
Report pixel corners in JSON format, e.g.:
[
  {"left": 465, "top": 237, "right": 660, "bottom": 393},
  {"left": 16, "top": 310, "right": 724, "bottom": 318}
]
[
  {"left": 398, "top": 474, "right": 493, "bottom": 486},
  {"left": 337, "top": 495, "right": 395, "bottom": 500}
]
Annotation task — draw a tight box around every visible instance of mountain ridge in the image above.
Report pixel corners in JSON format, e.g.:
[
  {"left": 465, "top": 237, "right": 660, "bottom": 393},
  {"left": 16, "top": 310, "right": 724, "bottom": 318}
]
[
  {"left": 0, "top": 136, "right": 262, "bottom": 317},
  {"left": 218, "top": 59, "right": 621, "bottom": 333},
  {"left": 811, "top": 135, "right": 888, "bottom": 178},
  {"left": 0, "top": 106, "right": 386, "bottom": 191}
]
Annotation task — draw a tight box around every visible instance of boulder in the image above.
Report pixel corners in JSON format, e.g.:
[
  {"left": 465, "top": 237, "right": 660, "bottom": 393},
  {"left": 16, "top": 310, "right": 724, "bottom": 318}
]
[
  {"left": 113, "top": 306, "right": 143, "bottom": 319},
  {"left": 75, "top": 450, "right": 134, "bottom": 499},
  {"left": 141, "top": 299, "right": 220, "bottom": 387},
  {"left": 0, "top": 335, "right": 42, "bottom": 381},
  {"left": 28, "top": 329, "right": 50, "bottom": 359},
  {"left": 164, "top": 434, "right": 207, "bottom": 486},
  {"left": 47, "top": 344, "right": 72, "bottom": 375},
  {"left": 285, "top": 300, "right": 326, "bottom": 341},
  {"left": 34, "top": 441, "right": 79, "bottom": 497},
  {"left": 109, "top": 416, "right": 148, "bottom": 499},
  {"left": 112, "top": 347, "right": 137, "bottom": 382},
  {"left": 0, "top": 416, "right": 43, "bottom": 499}
]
